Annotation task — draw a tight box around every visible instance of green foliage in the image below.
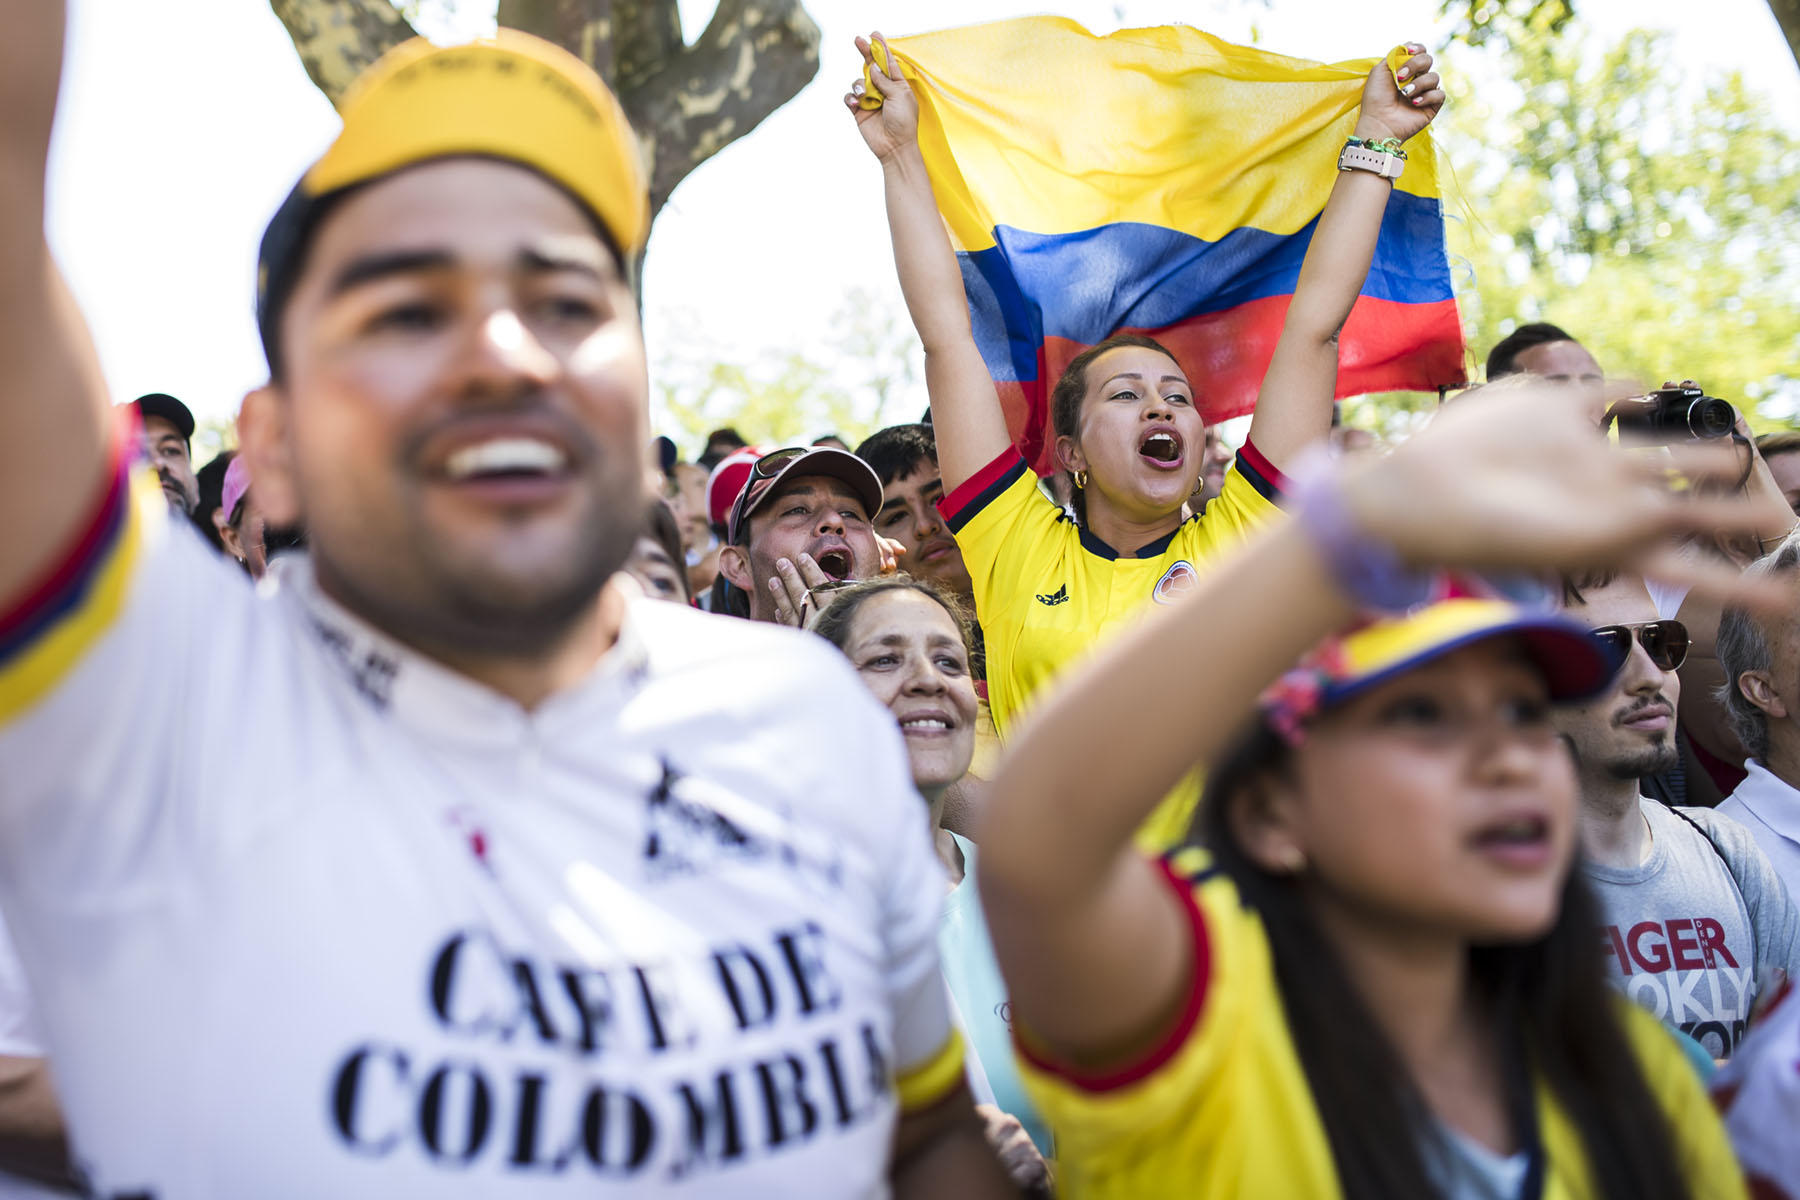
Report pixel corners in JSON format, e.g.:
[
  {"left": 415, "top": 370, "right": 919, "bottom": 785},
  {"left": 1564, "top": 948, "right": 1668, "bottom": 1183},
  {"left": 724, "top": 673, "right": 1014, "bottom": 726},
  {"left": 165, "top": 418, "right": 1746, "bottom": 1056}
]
[
  {"left": 1430, "top": 23, "right": 1800, "bottom": 432},
  {"left": 1438, "top": 0, "right": 1575, "bottom": 49},
  {"left": 650, "top": 290, "right": 924, "bottom": 456}
]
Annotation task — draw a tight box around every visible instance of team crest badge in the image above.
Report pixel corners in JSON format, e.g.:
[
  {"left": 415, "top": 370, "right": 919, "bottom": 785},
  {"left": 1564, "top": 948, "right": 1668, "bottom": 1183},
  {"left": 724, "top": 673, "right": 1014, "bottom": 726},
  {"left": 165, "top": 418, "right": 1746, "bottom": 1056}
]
[{"left": 1153, "top": 560, "right": 1199, "bottom": 605}]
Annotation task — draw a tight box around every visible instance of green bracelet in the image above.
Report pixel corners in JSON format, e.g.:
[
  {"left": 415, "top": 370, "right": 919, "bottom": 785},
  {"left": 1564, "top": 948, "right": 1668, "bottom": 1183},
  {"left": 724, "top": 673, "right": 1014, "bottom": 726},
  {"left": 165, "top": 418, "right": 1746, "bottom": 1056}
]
[{"left": 1344, "top": 135, "right": 1407, "bottom": 159}]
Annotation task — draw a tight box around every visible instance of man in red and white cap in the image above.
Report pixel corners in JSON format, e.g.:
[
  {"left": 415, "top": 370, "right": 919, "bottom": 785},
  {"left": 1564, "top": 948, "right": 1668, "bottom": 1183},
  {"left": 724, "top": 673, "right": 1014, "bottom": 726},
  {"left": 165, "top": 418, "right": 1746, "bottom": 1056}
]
[
  {"left": 715, "top": 446, "right": 886, "bottom": 625},
  {"left": 0, "top": 7, "right": 1009, "bottom": 1196}
]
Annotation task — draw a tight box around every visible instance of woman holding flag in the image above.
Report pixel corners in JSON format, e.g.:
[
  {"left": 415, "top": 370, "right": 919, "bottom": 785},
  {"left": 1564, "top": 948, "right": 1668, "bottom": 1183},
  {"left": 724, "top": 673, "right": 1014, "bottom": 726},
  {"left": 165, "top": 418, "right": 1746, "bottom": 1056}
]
[{"left": 849, "top": 29, "right": 1448, "bottom": 847}]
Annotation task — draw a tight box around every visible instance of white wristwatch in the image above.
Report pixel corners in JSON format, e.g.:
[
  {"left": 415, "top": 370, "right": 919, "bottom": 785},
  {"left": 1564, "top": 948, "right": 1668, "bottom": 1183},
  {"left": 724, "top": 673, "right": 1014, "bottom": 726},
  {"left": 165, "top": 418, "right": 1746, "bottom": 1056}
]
[{"left": 1338, "top": 143, "right": 1405, "bottom": 180}]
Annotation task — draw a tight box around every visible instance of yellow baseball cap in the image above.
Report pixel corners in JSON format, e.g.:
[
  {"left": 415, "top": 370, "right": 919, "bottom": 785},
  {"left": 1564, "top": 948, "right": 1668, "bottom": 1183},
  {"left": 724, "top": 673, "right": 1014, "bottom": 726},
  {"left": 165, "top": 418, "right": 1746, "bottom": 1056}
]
[{"left": 256, "top": 30, "right": 648, "bottom": 374}]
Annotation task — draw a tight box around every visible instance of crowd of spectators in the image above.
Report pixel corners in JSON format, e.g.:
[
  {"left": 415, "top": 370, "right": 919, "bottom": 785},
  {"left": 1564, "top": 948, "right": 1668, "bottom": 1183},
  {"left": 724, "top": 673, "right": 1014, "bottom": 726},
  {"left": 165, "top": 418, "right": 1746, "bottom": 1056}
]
[{"left": 0, "top": 7, "right": 1796, "bottom": 1198}]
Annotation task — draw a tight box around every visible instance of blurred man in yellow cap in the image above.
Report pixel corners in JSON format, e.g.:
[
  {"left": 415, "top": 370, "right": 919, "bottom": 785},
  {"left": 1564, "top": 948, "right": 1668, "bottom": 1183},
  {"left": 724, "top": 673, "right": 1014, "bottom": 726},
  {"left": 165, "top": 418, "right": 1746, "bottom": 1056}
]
[{"left": 0, "top": 9, "right": 1011, "bottom": 1196}]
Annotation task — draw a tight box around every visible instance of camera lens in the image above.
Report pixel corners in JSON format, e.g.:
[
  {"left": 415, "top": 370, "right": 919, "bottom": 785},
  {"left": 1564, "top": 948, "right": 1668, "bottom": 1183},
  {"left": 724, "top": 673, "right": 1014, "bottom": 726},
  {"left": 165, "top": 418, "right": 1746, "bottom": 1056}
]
[{"left": 1687, "top": 397, "right": 1736, "bottom": 439}]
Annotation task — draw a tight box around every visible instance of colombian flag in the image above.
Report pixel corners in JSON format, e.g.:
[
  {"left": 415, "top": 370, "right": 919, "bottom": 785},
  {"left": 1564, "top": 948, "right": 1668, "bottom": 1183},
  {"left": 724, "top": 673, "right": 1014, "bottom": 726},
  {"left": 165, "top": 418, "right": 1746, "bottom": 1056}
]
[{"left": 875, "top": 19, "right": 1466, "bottom": 473}]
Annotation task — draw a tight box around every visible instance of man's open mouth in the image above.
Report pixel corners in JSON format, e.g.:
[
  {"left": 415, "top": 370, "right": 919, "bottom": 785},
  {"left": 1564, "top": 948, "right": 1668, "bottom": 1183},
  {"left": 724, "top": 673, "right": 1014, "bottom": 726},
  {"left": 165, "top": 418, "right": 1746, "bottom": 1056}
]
[{"left": 814, "top": 547, "right": 854, "bottom": 581}]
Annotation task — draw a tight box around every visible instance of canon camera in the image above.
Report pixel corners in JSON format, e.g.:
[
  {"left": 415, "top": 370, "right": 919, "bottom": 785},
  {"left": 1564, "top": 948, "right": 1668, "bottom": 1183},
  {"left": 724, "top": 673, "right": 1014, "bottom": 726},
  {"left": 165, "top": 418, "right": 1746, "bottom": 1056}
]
[{"left": 1606, "top": 384, "right": 1736, "bottom": 443}]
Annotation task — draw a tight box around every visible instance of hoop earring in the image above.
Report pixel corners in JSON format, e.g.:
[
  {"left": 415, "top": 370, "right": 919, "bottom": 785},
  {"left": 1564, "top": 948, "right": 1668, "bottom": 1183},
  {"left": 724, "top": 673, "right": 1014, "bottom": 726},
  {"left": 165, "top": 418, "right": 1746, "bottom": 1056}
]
[{"left": 1073, "top": 470, "right": 1088, "bottom": 490}]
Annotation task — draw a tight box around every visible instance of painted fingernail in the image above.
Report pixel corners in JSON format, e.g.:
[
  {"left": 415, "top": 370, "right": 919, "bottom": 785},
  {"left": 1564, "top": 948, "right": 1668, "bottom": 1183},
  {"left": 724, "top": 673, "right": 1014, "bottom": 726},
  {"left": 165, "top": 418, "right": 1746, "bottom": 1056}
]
[
  {"left": 1400, "top": 82, "right": 1416, "bottom": 96},
  {"left": 1412, "top": 96, "right": 1425, "bottom": 106},
  {"left": 1397, "top": 67, "right": 1410, "bottom": 81}
]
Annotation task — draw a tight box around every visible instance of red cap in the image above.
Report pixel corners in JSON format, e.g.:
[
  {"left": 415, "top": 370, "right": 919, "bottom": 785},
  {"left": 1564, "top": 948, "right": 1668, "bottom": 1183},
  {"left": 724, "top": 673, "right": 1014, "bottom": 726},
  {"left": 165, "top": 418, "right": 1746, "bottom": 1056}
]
[{"left": 706, "top": 447, "right": 765, "bottom": 528}]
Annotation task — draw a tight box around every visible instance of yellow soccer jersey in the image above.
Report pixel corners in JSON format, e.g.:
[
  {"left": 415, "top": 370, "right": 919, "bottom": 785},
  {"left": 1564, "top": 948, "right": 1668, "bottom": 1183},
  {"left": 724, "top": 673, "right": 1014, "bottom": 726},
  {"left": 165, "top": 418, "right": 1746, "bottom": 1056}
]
[
  {"left": 1016, "top": 850, "right": 1749, "bottom": 1200},
  {"left": 940, "top": 444, "right": 1284, "bottom": 847}
]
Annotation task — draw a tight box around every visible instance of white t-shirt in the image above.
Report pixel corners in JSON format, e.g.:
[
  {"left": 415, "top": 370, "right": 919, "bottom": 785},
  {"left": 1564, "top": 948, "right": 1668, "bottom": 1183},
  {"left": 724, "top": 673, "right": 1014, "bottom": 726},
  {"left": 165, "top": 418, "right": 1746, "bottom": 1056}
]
[{"left": 0, "top": 465, "right": 958, "bottom": 1199}]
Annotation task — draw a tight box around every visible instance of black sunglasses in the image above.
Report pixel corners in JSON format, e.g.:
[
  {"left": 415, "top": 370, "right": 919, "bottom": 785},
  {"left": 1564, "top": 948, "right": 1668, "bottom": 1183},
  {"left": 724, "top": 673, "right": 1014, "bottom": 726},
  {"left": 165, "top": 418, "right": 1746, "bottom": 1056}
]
[
  {"left": 727, "top": 447, "right": 814, "bottom": 541},
  {"left": 1588, "top": 620, "right": 1689, "bottom": 672}
]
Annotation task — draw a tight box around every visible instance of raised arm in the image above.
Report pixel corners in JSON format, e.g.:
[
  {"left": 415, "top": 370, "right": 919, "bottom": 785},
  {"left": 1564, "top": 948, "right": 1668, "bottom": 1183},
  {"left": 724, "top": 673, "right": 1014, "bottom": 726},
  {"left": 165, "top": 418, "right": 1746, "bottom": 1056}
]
[
  {"left": 979, "top": 384, "right": 1783, "bottom": 1066},
  {"left": 1246, "top": 46, "right": 1445, "bottom": 470},
  {"left": 846, "top": 34, "right": 1012, "bottom": 493},
  {"left": 0, "top": 0, "right": 113, "bottom": 608}
]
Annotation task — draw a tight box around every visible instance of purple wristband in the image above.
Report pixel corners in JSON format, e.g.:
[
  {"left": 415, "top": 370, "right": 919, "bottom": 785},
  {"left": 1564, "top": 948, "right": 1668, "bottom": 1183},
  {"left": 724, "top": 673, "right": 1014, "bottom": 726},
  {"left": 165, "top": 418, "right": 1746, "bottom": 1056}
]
[{"left": 1286, "top": 447, "right": 1438, "bottom": 613}]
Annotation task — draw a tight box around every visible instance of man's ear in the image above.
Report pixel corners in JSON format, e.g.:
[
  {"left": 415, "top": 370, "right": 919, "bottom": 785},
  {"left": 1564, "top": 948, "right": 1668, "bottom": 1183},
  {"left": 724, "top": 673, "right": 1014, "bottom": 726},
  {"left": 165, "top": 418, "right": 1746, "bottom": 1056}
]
[
  {"left": 1739, "top": 670, "right": 1790, "bottom": 720},
  {"left": 236, "top": 385, "right": 299, "bottom": 528},
  {"left": 717, "top": 544, "right": 754, "bottom": 593}
]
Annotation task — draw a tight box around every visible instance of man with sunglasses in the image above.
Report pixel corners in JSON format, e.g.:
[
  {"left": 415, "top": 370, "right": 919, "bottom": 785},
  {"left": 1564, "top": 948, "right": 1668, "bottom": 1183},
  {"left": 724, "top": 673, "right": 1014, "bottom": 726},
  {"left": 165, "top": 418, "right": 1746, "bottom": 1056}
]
[
  {"left": 716, "top": 445, "right": 887, "bottom": 625},
  {"left": 1558, "top": 573, "right": 1800, "bottom": 1061}
]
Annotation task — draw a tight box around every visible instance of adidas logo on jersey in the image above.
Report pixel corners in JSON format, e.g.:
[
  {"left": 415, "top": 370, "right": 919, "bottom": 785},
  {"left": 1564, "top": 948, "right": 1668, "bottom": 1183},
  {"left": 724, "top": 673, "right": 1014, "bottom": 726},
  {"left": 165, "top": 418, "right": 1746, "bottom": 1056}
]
[{"left": 1036, "top": 584, "right": 1070, "bottom": 606}]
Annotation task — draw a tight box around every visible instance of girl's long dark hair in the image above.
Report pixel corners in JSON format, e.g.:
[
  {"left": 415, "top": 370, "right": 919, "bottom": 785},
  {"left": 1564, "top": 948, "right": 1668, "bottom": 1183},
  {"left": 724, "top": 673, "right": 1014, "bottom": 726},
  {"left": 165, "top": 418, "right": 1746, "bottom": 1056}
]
[{"left": 1198, "top": 723, "right": 1692, "bottom": 1200}]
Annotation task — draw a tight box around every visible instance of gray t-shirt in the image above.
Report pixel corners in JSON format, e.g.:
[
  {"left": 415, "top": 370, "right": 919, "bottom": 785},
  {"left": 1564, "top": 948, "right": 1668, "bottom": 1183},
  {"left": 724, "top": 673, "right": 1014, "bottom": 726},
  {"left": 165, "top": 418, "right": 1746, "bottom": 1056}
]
[{"left": 1583, "top": 797, "right": 1800, "bottom": 1059}]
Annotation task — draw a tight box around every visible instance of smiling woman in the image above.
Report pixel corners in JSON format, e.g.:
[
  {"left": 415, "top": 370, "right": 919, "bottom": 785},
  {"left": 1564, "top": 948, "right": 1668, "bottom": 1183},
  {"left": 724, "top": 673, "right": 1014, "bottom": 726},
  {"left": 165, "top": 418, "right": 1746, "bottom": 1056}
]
[{"left": 813, "top": 577, "right": 1055, "bottom": 1170}]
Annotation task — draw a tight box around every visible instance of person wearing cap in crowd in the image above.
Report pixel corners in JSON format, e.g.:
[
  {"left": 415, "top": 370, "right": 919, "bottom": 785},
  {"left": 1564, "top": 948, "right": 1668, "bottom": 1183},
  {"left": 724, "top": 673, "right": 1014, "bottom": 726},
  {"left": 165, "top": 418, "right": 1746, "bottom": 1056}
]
[
  {"left": 0, "top": 8, "right": 1011, "bottom": 1196},
  {"left": 716, "top": 445, "right": 886, "bottom": 625},
  {"left": 193, "top": 448, "right": 237, "bottom": 554},
  {"left": 213, "top": 454, "right": 268, "bottom": 579},
  {"left": 1556, "top": 570, "right": 1800, "bottom": 1062},
  {"left": 132, "top": 391, "right": 198, "bottom": 514},
  {"left": 975, "top": 382, "right": 1762, "bottom": 1198},
  {"left": 697, "top": 425, "right": 748, "bottom": 471}
]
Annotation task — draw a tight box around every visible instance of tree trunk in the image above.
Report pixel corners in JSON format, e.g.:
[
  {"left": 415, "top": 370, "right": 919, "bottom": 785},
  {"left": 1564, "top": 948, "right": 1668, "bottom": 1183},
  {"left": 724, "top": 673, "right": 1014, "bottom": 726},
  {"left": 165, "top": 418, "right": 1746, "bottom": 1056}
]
[
  {"left": 1769, "top": 0, "right": 1800, "bottom": 72},
  {"left": 625, "top": 0, "right": 820, "bottom": 216},
  {"left": 269, "top": 0, "right": 417, "bottom": 108},
  {"left": 271, "top": 0, "right": 821, "bottom": 225}
]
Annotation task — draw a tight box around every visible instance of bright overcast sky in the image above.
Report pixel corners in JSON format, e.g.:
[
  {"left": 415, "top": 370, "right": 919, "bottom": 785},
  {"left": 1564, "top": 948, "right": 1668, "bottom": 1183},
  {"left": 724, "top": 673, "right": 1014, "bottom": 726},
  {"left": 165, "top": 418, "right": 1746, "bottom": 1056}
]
[{"left": 47, "top": 0, "right": 1800, "bottom": 441}]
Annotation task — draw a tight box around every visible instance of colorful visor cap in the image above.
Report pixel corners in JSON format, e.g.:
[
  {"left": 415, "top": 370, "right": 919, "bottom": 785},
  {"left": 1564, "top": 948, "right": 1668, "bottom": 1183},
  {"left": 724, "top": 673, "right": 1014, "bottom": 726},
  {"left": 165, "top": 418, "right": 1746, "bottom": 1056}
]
[{"left": 1261, "top": 596, "right": 1624, "bottom": 742}]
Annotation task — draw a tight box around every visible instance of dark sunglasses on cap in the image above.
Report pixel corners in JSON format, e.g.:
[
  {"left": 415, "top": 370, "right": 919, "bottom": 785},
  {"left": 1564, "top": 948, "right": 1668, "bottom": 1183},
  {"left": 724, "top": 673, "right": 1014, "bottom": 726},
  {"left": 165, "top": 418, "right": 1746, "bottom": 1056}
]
[
  {"left": 1587, "top": 619, "right": 1689, "bottom": 672},
  {"left": 746, "top": 446, "right": 808, "bottom": 482}
]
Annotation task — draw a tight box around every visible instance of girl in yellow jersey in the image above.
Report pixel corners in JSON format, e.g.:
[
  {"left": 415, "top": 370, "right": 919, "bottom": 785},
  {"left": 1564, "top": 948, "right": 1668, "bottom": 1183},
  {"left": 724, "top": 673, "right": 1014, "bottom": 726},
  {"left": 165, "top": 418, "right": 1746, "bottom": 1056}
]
[
  {"left": 979, "top": 382, "right": 1765, "bottom": 1199},
  {"left": 849, "top": 35, "right": 1446, "bottom": 847}
]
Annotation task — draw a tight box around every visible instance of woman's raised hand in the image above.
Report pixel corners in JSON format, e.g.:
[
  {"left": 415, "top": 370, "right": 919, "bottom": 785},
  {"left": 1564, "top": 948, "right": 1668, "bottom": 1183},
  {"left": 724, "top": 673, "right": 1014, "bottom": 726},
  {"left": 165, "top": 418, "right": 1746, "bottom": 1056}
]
[
  {"left": 844, "top": 33, "right": 919, "bottom": 162},
  {"left": 1356, "top": 43, "right": 1444, "bottom": 145},
  {"left": 1336, "top": 380, "right": 1786, "bottom": 606}
]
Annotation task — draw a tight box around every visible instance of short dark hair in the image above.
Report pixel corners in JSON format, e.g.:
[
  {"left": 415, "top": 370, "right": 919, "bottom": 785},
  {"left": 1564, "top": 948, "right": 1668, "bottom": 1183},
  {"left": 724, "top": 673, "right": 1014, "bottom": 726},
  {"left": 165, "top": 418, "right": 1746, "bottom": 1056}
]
[
  {"left": 854, "top": 424, "right": 939, "bottom": 488},
  {"left": 1485, "top": 322, "right": 1578, "bottom": 381},
  {"left": 698, "top": 426, "right": 748, "bottom": 471},
  {"left": 1756, "top": 430, "right": 1800, "bottom": 459}
]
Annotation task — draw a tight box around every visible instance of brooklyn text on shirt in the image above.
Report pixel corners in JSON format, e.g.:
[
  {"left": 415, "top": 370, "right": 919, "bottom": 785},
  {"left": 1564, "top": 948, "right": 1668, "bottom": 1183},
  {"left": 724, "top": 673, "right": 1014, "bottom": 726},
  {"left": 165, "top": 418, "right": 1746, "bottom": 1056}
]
[
  {"left": 329, "top": 920, "right": 896, "bottom": 1180},
  {"left": 1601, "top": 915, "right": 1754, "bottom": 1055}
]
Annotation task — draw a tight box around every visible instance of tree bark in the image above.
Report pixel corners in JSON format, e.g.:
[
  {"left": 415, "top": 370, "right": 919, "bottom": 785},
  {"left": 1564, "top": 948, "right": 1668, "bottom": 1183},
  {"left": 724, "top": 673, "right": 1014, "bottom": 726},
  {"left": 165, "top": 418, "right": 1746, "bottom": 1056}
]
[
  {"left": 625, "top": 0, "right": 821, "bottom": 216},
  {"left": 271, "top": 0, "right": 822, "bottom": 224},
  {"left": 269, "top": 0, "right": 417, "bottom": 108},
  {"left": 1768, "top": 0, "right": 1800, "bottom": 71}
]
